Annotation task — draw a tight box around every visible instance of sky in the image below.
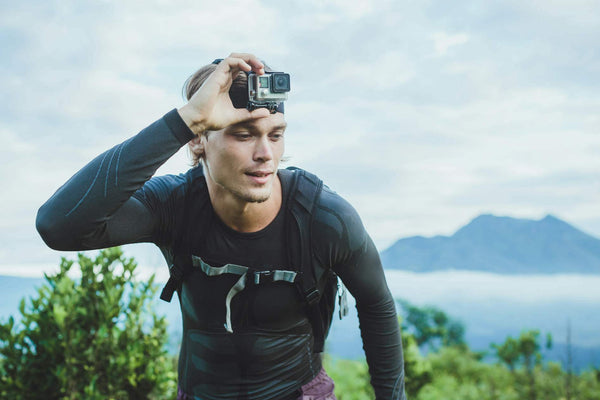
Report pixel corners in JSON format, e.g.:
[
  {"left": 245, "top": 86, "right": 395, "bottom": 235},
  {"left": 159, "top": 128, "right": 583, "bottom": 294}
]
[{"left": 1, "top": 0, "right": 599, "bottom": 275}]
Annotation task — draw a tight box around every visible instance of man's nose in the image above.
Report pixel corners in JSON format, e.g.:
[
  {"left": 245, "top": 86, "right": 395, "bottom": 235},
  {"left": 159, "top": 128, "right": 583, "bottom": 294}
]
[{"left": 253, "top": 136, "right": 273, "bottom": 162}]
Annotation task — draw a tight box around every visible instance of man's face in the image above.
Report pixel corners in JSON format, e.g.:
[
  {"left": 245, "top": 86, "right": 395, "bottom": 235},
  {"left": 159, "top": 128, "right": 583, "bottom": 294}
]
[{"left": 201, "top": 113, "right": 286, "bottom": 204}]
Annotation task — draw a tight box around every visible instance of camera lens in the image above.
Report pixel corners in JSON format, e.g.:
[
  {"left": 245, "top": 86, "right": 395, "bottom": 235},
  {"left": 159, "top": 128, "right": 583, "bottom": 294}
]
[{"left": 271, "top": 73, "right": 290, "bottom": 93}]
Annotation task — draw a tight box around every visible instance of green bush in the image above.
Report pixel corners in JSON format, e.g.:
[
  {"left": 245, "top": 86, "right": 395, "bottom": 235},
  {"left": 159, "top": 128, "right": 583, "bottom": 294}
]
[
  {"left": 323, "top": 329, "right": 431, "bottom": 399},
  {"left": 324, "top": 356, "right": 374, "bottom": 399},
  {"left": 418, "top": 346, "right": 519, "bottom": 400},
  {"left": 0, "top": 247, "right": 176, "bottom": 399}
]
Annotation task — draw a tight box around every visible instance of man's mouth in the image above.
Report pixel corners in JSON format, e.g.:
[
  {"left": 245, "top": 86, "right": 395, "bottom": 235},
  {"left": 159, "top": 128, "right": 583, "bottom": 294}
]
[
  {"left": 245, "top": 170, "right": 273, "bottom": 184},
  {"left": 246, "top": 171, "right": 272, "bottom": 177}
]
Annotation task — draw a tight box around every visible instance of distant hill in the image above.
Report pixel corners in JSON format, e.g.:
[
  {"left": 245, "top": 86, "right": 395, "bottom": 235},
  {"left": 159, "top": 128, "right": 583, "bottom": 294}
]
[{"left": 380, "top": 214, "right": 600, "bottom": 274}]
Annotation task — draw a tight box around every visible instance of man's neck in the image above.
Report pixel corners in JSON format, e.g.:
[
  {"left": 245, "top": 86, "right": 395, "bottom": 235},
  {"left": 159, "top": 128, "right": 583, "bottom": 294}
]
[{"left": 207, "top": 176, "right": 283, "bottom": 233}]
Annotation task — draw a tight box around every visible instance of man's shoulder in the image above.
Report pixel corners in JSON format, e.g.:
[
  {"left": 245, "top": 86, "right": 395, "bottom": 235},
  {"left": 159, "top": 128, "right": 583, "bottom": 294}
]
[
  {"left": 134, "top": 166, "right": 205, "bottom": 204},
  {"left": 282, "top": 167, "right": 366, "bottom": 251},
  {"left": 315, "top": 182, "right": 366, "bottom": 251}
]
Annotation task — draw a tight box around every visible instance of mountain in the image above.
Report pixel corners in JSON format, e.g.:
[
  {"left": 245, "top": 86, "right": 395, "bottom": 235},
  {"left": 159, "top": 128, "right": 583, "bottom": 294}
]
[{"left": 380, "top": 214, "right": 600, "bottom": 274}]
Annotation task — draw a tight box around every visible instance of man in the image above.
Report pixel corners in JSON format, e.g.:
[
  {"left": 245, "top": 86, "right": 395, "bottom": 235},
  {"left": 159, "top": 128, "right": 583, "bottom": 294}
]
[{"left": 37, "top": 53, "right": 406, "bottom": 400}]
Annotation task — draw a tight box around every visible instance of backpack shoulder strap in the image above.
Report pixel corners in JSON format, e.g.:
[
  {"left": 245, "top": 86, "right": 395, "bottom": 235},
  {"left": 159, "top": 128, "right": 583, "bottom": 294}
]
[
  {"left": 284, "top": 167, "right": 323, "bottom": 303},
  {"left": 160, "top": 166, "right": 210, "bottom": 302},
  {"left": 284, "top": 167, "right": 335, "bottom": 352}
]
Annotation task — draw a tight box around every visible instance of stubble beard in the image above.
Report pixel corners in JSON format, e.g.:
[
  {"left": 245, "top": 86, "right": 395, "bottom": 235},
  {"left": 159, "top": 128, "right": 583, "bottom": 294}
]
[
  {"left": 203, "top": 160, "right": 273, "bottom": 204},
  {"left": 229, "top": 185, "right": 271, "bottom": 204},
  {"left": 230, "top": 170, "right": 276, "bottom": 204},
  {"left": 216, "top": 174, "right": 273, "bottom": 204}
]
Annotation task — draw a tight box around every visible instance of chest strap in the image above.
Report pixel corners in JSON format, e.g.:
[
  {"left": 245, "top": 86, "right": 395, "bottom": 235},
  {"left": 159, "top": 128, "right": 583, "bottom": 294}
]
[{"left": 191, "top": 256, "right": 298, "bottom": 333}]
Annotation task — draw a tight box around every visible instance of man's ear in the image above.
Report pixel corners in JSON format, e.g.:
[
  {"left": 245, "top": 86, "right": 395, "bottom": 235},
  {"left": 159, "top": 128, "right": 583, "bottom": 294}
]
[{"left": 188, "top": 135, "right": 204, "bottom": 158}]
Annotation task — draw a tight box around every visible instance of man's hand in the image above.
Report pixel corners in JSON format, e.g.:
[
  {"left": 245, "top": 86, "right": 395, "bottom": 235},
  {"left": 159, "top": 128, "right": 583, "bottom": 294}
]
[{"left": 178, "top": 53, "right": 271, "bottom": 135}]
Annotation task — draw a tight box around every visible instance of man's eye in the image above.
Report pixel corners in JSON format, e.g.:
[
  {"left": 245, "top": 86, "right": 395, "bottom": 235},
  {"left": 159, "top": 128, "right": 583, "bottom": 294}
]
[
  {"left": 270, "top": 132, "right": 284, "bottom": 141},
  {"left": 233, "top": 133, "right": 251, "bottom": 139}
]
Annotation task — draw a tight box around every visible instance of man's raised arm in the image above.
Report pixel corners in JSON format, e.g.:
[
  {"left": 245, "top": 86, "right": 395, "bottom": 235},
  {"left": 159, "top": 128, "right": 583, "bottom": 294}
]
[
  {"left": 36, "top": 53, "right": 271, "bottom": 251},
  {"left": 36, "top": 111, "right": 195, "bottom": 250}
]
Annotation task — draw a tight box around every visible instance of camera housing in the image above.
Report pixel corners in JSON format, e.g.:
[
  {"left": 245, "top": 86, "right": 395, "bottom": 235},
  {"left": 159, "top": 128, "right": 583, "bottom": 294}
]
[{"left": 247, "top": 72, "right": 290, "bottom": 113}]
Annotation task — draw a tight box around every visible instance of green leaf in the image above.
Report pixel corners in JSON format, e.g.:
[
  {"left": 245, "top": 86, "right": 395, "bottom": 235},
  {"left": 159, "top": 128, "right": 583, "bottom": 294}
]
[{"left": 53, "top": 305, "right": 67, "bottom": 329}]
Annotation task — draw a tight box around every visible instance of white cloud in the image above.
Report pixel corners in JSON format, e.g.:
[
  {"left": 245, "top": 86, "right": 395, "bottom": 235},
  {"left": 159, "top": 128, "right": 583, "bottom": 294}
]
[
  {"left": 2, "top": 0, "right": 600, "bottom": 264},
  {"left": 385, "top": 270, "right": 600, "bottom": 304},
  {"left": 295, "top": 0, "right": 375, "bottom": 21},
  {"left": 432, "top": 32, "right": 469, "bottom": 56},
  {"left": 333, "top": 52, "right": 416, "bottom": 90}
]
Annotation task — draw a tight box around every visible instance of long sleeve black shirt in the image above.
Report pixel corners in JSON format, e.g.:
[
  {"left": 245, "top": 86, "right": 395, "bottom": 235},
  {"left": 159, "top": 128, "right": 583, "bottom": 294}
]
[{"left": 36, "top": 109, "right": 406, "bottom": 400}]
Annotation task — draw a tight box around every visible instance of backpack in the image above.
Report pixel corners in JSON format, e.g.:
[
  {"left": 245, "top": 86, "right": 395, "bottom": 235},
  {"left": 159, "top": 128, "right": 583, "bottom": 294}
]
[{"left": 159, "top": 166, "right": 347, "bottom": 353}]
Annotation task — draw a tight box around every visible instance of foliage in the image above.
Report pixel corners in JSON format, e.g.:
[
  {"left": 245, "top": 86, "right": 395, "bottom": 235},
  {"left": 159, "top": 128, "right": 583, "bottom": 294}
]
[
  {"left": 401, "top": 327, "right": 432, "bottom": 397},
  {"left": 396, "top": 302, "right": 600, "bottom": 400},
  {"left": 324, "top": 356, "right": 375, "bottom": 400},
  {"left": 397, "top": 299, "right": 466, "bottom": 351},
  {"left": 325, "top": 338, "right": 600, "bottom": 400},
  {"left": 415, "top": 345, "right": 600, "bottom": 400},
  {"left": 492, "top": 330, "right": 553, "bottom": 372},
  {"left": 0, "top": 247, "right": 177, "bottom": 400},
  {"left": 417, "top": 345, "right": 519, "bottom": 400},
  {"left": 491, "top": 330, "right": 554, "bottom": 400},
  {"left": 324, "top": 316, "right": 433, "bottom": 399},
  {"left": 492, "top": 336, "right": 520, "bottom": 372}
]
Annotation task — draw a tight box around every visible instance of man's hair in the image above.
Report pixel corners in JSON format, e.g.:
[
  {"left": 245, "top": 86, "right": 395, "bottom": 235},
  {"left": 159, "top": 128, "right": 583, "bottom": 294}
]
[
  {"left": 183, "top": 61, "right": 273, "bottom": 167},
  {"left": 183, "top": 64, "right": 245, "bottom": 102}
]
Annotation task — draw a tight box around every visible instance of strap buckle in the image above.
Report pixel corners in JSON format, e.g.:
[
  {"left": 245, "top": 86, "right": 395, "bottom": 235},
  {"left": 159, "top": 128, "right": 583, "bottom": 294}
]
[{"left": 251, "top": 270, "right": 275, "bottom": 285}]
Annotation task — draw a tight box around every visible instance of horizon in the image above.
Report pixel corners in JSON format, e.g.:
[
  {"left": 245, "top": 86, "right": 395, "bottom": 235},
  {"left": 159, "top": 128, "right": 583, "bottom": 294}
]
[
  {"left": 3, "top": 268, "right": 600, "bottom": 353},
  {"left": 2, "top": 212, "right": 598, "bottom": 279}
]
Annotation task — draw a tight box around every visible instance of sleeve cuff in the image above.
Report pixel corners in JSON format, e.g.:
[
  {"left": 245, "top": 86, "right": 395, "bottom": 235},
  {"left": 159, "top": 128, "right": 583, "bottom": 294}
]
[{"left": 163, "top": 108, "right": 196, "bottom": 145}]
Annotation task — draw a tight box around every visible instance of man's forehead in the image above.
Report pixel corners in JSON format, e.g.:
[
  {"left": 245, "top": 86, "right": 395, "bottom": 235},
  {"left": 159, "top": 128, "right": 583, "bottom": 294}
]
[{"left": 226, "top": 114, "right": 287, "bottom": 132}]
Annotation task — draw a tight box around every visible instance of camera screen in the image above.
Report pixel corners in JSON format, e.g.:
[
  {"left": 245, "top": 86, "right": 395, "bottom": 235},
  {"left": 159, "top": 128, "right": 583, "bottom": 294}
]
[{"left": 259, "top": 76, "right": 269, "bottom": 88}]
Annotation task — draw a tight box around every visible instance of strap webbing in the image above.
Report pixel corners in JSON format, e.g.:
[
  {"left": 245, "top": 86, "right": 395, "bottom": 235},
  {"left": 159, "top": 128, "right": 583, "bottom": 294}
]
[
  {"left": 193, "top": 256, "right": 248, "bottom": 276},
  {"left": 160, "top": 264, "right": 184, "bottom": 302},
  {"left": 160, "top": 166, "right": 208, "bottom": 303},
  {"left": 191, "top": 255, "right": 297, "bottom": 333}
]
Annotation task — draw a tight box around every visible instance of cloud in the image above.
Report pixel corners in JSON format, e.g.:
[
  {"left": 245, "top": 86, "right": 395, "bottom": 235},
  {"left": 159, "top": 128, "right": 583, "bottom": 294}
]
[
  {"left": 293, "top": 0, "right": 375, "bottom": 21},
  {"left": 431, "top": 32, "right": 469, "bottom": 56},
  {"left": 1, "top": 0, "right": 600, "bottom": 262},
  {"left": 385, "top": 270, "right": 600, "bottom": 304},
  {"left": 333, "top": 52, "right": 417, "bottom": 90}
]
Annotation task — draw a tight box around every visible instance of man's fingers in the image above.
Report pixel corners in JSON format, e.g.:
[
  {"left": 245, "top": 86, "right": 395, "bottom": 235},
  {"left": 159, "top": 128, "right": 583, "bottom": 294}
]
[
  {"left": 217, "top": 54, "right": 265, "bottom": 76},
  {"left": 248, "top": 108, "right": 271, "bottom": 119},
  {"left": 228, "top": 52, "right": 264, "bottom": 71}
]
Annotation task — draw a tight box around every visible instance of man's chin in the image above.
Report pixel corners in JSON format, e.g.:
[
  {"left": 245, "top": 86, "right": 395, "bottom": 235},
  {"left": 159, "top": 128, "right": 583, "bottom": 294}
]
[
  {"left": 245, "top": 190, "right": 271, "bottom": 203},
  {"left": 234, "top": 188, "right": 272, "bottom": 204}
]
